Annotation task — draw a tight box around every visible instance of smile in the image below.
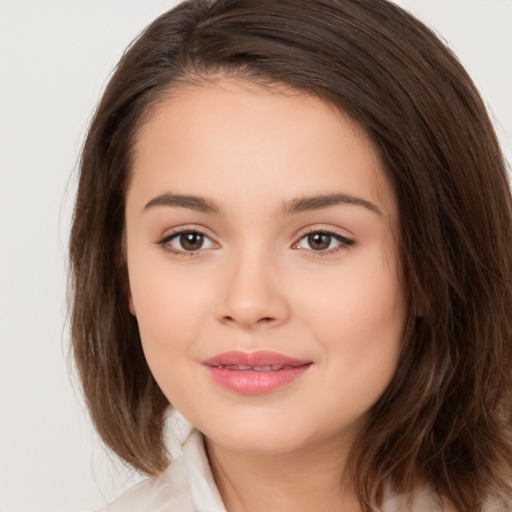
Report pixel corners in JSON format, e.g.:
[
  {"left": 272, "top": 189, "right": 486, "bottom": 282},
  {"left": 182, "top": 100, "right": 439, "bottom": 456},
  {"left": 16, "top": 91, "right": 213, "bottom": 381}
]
[{"left": 203, "top": 351, "right": 312, "bottom": 395}]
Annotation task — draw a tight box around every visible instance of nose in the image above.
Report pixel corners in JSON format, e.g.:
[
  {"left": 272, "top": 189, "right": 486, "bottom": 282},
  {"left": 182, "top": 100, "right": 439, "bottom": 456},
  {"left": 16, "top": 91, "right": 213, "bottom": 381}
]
[{"left": 215, "top": 249, "right": 290, "bottom": 330}]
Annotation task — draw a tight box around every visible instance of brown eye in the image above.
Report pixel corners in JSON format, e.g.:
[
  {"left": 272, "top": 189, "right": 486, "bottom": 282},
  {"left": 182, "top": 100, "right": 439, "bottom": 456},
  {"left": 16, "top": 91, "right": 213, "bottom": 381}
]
[
  {"left": 163, "top": 230, "right": 216, "bottom": 253},
  {"left": 308, "top": 232, "right": 331, "bottom": 251},
  {"left": 179, "top": 232, "right": 204, "bottom": 251},
  {"left": 295, "top": 230, "right": 355, "bottom": 253}
]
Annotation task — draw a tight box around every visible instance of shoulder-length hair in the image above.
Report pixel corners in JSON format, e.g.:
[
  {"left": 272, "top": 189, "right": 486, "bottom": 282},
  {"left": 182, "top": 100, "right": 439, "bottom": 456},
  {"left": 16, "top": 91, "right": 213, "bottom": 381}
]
[{"left": 69, "top": 0, "right": 512, "bottom": 510}]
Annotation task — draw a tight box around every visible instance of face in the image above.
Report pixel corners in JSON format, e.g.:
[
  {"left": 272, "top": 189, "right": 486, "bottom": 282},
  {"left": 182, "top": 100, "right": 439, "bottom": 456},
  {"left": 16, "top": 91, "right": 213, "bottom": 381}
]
[{"left": 125, "top": 79, "right": 407, "bottom": 457}]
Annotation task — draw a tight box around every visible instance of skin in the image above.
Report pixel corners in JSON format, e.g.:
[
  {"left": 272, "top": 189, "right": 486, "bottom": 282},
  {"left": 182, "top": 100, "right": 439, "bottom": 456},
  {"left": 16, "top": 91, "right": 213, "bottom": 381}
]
[{"left": 125, "top": 79, "right": 408, "bottom": 512}]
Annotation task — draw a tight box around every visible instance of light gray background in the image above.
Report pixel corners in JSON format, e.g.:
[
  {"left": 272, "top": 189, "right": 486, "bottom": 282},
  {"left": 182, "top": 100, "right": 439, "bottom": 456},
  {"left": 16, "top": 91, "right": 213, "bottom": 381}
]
[{"left": 0, "top": 1, "right": 511, "bottom": 511}]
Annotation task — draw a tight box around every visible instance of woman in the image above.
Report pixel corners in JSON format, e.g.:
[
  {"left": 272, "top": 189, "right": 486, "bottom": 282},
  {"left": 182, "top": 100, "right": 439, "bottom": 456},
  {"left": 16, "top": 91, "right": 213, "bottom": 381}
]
[{"left": 69, "top": 0, "right": 512, "bottom": 510}]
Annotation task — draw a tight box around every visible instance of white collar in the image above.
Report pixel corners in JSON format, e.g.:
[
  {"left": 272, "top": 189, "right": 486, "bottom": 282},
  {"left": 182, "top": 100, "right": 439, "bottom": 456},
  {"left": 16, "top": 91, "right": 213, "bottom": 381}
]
[{"left": 163, "top": 410, "right": 226, "bottom": 512}]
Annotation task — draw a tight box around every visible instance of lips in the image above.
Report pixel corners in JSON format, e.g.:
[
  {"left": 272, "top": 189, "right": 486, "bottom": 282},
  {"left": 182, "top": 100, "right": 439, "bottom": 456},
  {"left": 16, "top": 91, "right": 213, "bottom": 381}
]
[
  {"left": 202, "top": 350, "right": 312, "bottom": 395},
  {"left": 214, "top": 364, "right": 296, "bottom": 371}
]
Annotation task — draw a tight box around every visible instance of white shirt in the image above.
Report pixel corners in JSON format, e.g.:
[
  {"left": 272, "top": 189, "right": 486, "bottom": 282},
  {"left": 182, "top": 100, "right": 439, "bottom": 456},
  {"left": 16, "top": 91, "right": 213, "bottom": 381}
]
[
  {"left": 96, "top": 413, "right": 505, "bottom": 512},
  {"left": 98, "top": 413, "right": 225, "bottom": 512}
]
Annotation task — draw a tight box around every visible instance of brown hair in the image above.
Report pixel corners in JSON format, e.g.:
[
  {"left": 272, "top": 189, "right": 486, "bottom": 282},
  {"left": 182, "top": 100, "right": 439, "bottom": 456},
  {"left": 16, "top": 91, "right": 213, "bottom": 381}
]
[{"left": 69, "top": 0, "right": 512, "bottom": 510}]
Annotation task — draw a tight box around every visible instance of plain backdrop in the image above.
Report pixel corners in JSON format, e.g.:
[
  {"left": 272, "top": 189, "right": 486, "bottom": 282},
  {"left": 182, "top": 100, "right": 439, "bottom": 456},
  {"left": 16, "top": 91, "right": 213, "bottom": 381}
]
[{"left": 0, "top": 1, "right": 511, "bottom": 511}]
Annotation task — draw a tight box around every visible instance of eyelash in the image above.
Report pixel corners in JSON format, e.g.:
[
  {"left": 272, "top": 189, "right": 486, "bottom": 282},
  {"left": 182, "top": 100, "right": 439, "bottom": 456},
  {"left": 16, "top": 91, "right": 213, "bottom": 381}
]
[
  {"left": 156, "top": 227, "right": 356, "bottom": 258},
  {"left": 156, "top": 228, "right": 216, "bottom": 258},
  {"left": 293, "top": 228, "right": 356, "bottom": 257}
]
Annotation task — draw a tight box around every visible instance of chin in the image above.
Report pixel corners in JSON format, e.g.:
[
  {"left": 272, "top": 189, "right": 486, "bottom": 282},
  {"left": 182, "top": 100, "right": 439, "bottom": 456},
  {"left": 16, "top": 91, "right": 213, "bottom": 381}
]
[
  {"left": 190, "top": 411, "right": 306, "bottom": 454},
  {"left": 208, "top": 430, "right": 307, "bottom": 456}
]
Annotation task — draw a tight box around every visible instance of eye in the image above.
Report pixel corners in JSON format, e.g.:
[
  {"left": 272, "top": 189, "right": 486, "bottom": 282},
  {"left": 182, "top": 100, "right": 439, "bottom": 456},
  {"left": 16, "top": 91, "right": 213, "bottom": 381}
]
[
  {"left": 158, "top": 230, "right": 216, "bottom": 254},
  {"left": 294, "top": 230, "right": 355, "bottom": 253}
]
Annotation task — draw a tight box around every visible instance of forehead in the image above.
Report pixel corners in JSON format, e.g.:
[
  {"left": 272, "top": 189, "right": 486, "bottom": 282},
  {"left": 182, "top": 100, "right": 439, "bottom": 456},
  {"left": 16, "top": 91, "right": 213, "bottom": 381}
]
[{"left": 129, "top": 79, "right": 396, "bottom": 220}]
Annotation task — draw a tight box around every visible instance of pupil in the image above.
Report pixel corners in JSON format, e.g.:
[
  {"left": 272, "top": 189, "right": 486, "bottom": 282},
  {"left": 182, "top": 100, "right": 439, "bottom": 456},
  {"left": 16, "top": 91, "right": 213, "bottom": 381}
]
[
  {"left": 180, "top": 232, "right": 203, "bottom": 250},
  {"left": 308, "top": 232, "right": 330, "bottom": 250}
]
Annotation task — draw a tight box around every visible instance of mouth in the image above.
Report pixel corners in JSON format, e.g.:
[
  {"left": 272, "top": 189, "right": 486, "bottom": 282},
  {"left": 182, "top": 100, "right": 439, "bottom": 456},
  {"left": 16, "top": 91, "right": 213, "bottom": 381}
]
[
  {"left": 212, "top": 364, "right": 300, "bottom": 371},
  {"left": 202, "top": 350, "right": 312, "bottom": 395}
]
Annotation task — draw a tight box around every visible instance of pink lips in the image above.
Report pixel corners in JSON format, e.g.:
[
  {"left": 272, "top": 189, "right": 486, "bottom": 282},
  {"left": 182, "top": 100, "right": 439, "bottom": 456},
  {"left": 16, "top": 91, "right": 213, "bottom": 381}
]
[{"left": 202, "top": 350, "right": 312, "bottom": 395}]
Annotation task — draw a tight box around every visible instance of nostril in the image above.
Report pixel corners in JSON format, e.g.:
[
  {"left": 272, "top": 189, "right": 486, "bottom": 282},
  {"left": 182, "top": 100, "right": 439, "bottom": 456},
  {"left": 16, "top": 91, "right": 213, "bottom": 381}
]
[
  {"left": 216, "top": 288, "right": 290, "bottom": 328},
  {"left": 221, "top": 314, "right": 277, "bottom": 327}
]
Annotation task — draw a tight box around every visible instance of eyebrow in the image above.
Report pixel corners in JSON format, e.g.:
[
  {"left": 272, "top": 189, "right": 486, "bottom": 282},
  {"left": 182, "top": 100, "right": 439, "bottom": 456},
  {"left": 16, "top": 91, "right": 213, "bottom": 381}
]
[
  {"left": 283, "top": 193, "right": 383, "bottom": 216},
  {"left": 143, "top": 192, "right": 382, "bottom": 216},
  {"left": 144, "top": 193, "right": 221, "bottom": 214}
]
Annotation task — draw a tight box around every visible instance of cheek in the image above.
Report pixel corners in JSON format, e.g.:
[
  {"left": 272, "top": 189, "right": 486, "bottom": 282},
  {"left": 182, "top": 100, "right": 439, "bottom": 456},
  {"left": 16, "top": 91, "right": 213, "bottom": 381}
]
[
  {"left": 127, "top": 253, "right": 231, "bottom": 403},
  {"left": 301, "top": 248, "right": 405, "bottom": 336},
  {"left": 127, "top": 254, "right": 211, "bottom": 361},
  {"left": 297, "top": 250, "right": 406, "bottom": 390},
  {"left": 128, "top": 271, "right": 207, "bottom": 406}
]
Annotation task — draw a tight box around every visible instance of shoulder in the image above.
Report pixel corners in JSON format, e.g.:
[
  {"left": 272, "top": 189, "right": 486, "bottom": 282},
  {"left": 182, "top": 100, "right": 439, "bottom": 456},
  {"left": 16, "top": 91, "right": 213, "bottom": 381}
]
[
  {"left": 382, "top": 485, "right": 512, "bottom": 512},
  {"left": 414, "top": 493, "right": 510, "bottom": 512},
  {"left": 442, "top": 493, "right": 512, "bottom": 512},
  {"left": 382, "top": 486, "right": 442, "bottom": 512},
  {"left": 93, "top": 424, "right": 226, "bottom": 512},
  {"left": 94, "top": 456, "right": 194, "bottom": 512}
]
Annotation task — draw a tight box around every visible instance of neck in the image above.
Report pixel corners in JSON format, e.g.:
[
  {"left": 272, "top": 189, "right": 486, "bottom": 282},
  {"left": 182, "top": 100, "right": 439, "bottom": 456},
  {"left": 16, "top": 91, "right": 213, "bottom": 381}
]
[{"left": 205, "top": 435, "right": 362, "bottom": 512}]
